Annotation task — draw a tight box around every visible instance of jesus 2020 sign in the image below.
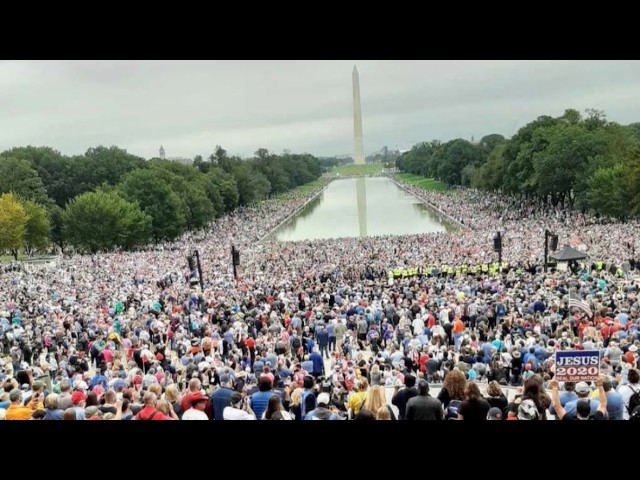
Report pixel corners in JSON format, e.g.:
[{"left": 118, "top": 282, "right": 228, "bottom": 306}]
[{"left": 554, "top": 350, "right": 600, "bottom": 382}]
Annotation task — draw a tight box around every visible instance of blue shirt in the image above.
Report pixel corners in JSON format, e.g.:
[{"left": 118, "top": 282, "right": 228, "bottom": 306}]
[
  {"left": 211, "top": 387, "right": 235, "bottom": 421},
  {"left": 250, "top": 391, "right": 273, "bottom": 421},
  {"left": 326, "top": 324, "right": 336, "bottom": 337},
  {"left": 549, "top": 391, "right": 578, "bottom": 416},
  {"left": 310, "top": 352, "right": 324, "bottom": 375},
  {"left": 603, "top": 391, "right": 625, "bottom": 420},
  {"left": 564, "top": 398, "right": 600, "bottom": 418},
  {"left": 44, "top": 409, "right": 64, "bottom": 420},
  {"left": 316, "top": 330, "right": 329, "bottom": 346}
]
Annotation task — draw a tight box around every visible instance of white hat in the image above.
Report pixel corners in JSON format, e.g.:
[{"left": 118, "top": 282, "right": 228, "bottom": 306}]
[{"left": 317, "top": 392, "right": 330, "bottom": 406}]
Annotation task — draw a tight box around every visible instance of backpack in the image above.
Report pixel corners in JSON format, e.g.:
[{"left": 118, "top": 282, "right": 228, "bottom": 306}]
[
  {"left": 135, "top": 409, "right": 164, "bottom": 420},
  {"left": 627, "top": 385, "right": 640, "bottom": 416},
  {"left": 446, "top": 399, "right": 462, "bottom": 420}
]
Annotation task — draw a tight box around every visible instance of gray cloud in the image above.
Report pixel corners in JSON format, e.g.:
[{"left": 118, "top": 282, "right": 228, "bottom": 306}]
[{"left": 0, "top": 60, "right": 638, "bottom": 159}]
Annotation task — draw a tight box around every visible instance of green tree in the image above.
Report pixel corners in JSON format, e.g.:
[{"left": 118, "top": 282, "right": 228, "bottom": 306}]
[
  {"left": 84, "top": 145, "right": 146, "bottom": 186},
  {"left": 232, "top": 162, "right": 271, "bottom": 205},
  {"left": 583, "top": 108, "right": 607, "bottom": 131},
  {"left": 0, "top": 156, "right": 52, "bottom": 206},
  {"left": 255, "top": 148, "right": 270, "bottom": 161},
  {"left": 63, "top": 190, "right": 152, "bottom": 252},
  {"left": 561, "top": 108, "right": 582, "bottom": 125},
  {"left": 207, "top": 167, "right": 239, "bottom": 212},
  {"left": 433, "top": 139, "right": 484, "bottom": 185},
  {"left": 478, "top": 134, "right": 506, "bottom": 155},
  {"left": 531, "top": 123, "right": 607, "bottom": 206},
  {"left": 0, "top": 193, "right": 29, "bottom": 260},
  {"left": 626, "top": 122, "right": 640, "bottom": 143},
  {"left": 472, "top": 144, "right": 506, "bottom": 191},
  {"left": 22, "top": 200, "right": 50, "bottom": 255},
  {"left": 2, "top": 146, "right": 68, "bottom": 206},
  {"left": 145, "top": 161, "right": 216, "bottom": 229},
  {"left": 119, "top": 169, "right": 186, "bottom": 241},
  {"left": 396, "top": 141, "right": 442, "bottom": 177},
  {"left": 49, "top": 204, "right": 68, "bottom": 253},
  {"left": 587, "top": 164, "right": 628, "bottom": 219},
  {"left": 196, "top": 174, "right": 224, "bottom": 216},
  {"left": 502, "top": 115, "right": 560, "bottom": 196}
]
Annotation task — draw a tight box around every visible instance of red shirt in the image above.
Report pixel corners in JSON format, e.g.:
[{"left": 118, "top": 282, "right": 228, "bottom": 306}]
[{"left": 134, "top": 406, "right": 170, "bottom": 420}]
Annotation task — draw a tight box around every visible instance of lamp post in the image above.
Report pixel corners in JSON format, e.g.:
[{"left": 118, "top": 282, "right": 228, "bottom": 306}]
[
  {"left": 231, "top": 245, "right": 240, "bottom": 281},
  {"left": 544, "top": 230, "right": 558, "bottom": 272},
  {"left": 193, "top": 250, "right": 204, "bottom": 290},
  {"left": 494, "top": 231, "right": 502, "bottom": 264}
]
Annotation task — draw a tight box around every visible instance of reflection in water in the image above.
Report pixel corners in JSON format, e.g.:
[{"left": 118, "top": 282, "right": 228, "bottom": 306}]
[
  {"left": 356, "top": 177, "right": 367, "bottom": 237},
  {"left": 272, "top": 177, "right": 454, "bottom": 242}
]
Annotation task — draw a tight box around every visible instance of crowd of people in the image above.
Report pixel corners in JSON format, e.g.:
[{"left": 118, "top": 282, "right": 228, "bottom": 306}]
[{"left": 0, "top": 175, "right": 639, "bottom": 421}]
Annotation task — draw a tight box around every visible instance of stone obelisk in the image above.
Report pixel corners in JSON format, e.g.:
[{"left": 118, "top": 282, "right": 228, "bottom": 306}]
[{"left": 352, "top": 65, "right": 365, "bottom": 165}]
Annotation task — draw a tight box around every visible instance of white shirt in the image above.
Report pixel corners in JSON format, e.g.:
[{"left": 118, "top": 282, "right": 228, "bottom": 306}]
[
  {"left": 223, "top": 406, "right": 256, "bottom": 420},
  {"left": 181, "top": 408, "right": 209, "bottom": 420},
  {"left": 618, "top": 383, "right": 640, "bottom": 420}
]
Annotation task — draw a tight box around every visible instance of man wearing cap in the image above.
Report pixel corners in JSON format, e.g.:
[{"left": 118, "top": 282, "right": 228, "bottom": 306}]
[
  {"left": 304, "top": 392, "right": 338, "bottom": 420},
  {"left": 5, "top": 389, "right": 35, "bottom": 420},
  {"left": 182, "top": 392, "right": 209, "bottom": 420},
  {"left": 562, "top": 382, "right": 600, "bottom": 418},
  {"left": 487, "top": 407, "right": 503, "bottom": 420},
  {"left": 211, "top": 374, "right": 235, "bottom": 420},
  {"left": 71, "top": 390, "right": 87, "bottom": 420},
  {"left": 549, "top": 376, "right": 608, "bottom": 420}
]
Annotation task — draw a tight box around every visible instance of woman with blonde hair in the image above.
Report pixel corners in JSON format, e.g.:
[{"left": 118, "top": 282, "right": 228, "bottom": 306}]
[
  {"left": 163, "top": 383, "right": 183, "bottom": 418},
  {"left": 44, "top": 393, "right": 64, "bottom": 420},
  {"left": 438, "top": 369, "right": 467, "bottom": 419},
  {"left": 369, "top": 364, "right": 382, "bottom": 386},
  {"left": 376, "top": 406, "right": 391, "bottom": 420},
  {"left": 148, "top": 383, "right": 162, "bottom": 398},
  {"left": 362, "top": 385, "right": 396, "bottom": 420},
  {"left": 288, "top": 387, "right": 304, "bottom": 420},
  {"left": 156, "top": 399, "right": 178, "bottom": 419}
]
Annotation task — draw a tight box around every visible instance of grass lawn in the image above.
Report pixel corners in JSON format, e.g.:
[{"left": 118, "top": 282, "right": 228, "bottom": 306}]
[
  {"left": 0, "top": 254, "right": 54, "bottom": 263},
  {"left": 0, "top": 255, "right": 25, "bottom": 262},
  {"left": 274, "top": 178, "right": 329, "bottom": 202},
  {"left": 331, "top": 163, "right": 385, "bottom": 176},
  {"left": 394, "top": 173, "right": 450, "bottom": 192}
]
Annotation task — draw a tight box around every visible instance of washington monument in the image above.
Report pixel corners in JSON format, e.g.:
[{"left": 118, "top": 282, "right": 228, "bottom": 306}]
[{"left": 352, "top": 65, "right": 365, "bottom": 165}]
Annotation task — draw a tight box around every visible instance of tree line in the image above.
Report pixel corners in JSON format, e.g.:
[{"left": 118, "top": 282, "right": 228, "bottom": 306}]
[
  {"left": 396, "top": 108, "right": 640, "bottom": 220},
  {"left": 0, "top": 146, "right": 322, "bottom": 256}
]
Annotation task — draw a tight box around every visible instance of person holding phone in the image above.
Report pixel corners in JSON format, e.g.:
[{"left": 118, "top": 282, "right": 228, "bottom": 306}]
[{"left": 223, "top": 392, "right": 256, "bottom": 420}]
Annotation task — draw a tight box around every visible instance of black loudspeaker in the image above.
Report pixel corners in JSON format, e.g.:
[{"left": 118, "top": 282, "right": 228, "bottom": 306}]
[
  {"left": 550, "top": 235, "right": 558, "bottom": 251},
  {"left": 493, "top": 235, "right": 502, "bottom": 252},
  {"left": 188, "top": 256, "right": 196, "bottom": 272},
  {"left": 232, "top": 250, "right": 240, "bottom": 266}
]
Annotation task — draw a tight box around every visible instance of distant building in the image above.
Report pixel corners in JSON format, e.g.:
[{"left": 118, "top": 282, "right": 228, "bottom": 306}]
[{"left": 159, "top": 145, "right": 166, "bottom": 159}]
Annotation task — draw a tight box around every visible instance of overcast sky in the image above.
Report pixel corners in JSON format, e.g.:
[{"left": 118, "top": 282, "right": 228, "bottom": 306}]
[{"left": 1, "top": 60, "right": 639, "bottom": 160}]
